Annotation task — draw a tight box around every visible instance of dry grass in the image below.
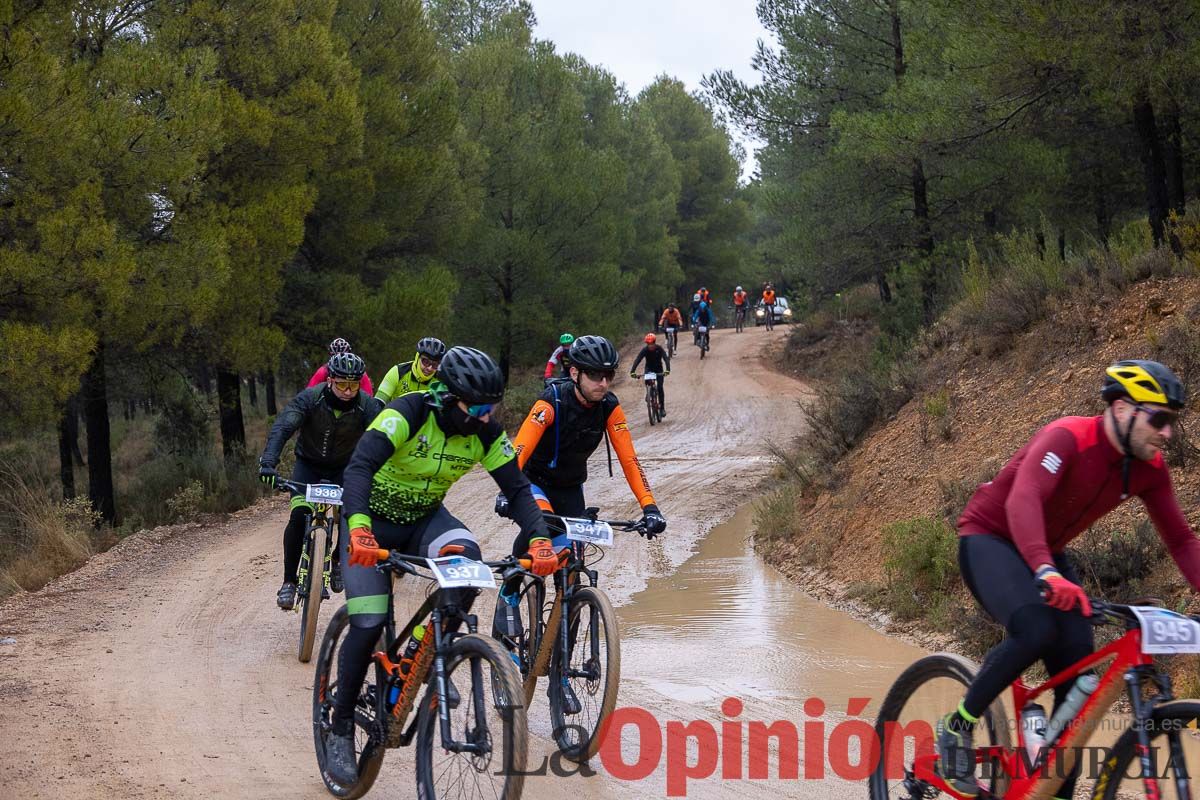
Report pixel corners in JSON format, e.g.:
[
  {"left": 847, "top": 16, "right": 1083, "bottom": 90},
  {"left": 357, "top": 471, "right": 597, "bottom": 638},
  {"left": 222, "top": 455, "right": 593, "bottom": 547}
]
[{"left": 0, "top": 463, "right": 101, "bottom": 598}]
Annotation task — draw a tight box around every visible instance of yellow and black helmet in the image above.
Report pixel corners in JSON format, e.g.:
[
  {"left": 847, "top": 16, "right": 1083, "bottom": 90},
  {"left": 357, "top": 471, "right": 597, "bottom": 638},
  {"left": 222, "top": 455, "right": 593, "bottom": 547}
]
[{"left": 1101, "top": 360, "right": 1187, "bottom": 409}]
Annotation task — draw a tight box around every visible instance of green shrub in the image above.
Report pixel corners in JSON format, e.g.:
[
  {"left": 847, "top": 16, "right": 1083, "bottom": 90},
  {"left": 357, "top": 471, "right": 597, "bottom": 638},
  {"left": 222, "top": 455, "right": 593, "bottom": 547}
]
[
  {"left": 881, "top": 516, "right": 958, "bottom": 619},
  {"left": 1072, "top": 520, "right": 1162, "bottom": 601}
]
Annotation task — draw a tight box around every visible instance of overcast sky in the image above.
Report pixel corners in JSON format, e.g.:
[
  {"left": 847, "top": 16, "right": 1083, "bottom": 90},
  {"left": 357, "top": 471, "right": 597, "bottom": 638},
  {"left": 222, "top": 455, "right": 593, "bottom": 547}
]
[{"left": 529, "top": 0, "right": 771, "bottom": 178}]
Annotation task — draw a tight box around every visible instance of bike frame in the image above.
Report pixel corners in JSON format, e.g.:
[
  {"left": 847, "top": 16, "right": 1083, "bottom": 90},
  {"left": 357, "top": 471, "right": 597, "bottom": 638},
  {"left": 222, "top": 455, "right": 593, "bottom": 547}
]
[
  {"left": 299, "top": 502, "right": 338, "bottom": 600},
  {"left": 910, "top": 612, "right": 1173, "bottom": 799}
]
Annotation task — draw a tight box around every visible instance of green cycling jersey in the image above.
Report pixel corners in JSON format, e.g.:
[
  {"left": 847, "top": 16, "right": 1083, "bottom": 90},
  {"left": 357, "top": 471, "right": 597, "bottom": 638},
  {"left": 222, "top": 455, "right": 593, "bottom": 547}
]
[
  {"left": 343, "top": 392, "right": 517, "bottom": 528},
  {"left": 375, "top": 358, "right": 437, "bottom": 404}
]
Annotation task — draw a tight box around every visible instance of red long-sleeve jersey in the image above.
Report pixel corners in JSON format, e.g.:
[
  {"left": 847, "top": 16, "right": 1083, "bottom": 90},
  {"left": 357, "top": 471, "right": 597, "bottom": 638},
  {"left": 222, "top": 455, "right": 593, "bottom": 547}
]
[{"left": 958, "top": 415, "right": 1200, "bottom": 590}]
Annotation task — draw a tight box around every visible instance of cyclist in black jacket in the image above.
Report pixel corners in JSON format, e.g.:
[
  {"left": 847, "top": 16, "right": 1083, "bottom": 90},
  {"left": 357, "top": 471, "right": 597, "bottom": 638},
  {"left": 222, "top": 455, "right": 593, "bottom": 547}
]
[
  {"left": 257, "top": 352, "right": 382, "bottom": 610},
  {"left": 629, "top": 333, "right": 671, "bottom": 415}
]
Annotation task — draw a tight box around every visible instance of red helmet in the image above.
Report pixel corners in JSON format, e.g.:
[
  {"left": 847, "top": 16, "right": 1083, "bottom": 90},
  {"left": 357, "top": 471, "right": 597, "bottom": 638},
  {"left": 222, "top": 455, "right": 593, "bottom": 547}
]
[{"left": 644, "top": 333, "right": 657, "bottom": 344}]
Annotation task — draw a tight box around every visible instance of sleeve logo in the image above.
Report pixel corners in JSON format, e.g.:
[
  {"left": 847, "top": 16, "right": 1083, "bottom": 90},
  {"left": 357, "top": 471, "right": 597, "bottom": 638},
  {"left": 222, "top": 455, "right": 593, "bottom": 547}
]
[
  {"left": 532, "top": 409, "right": 547, "bottom": 426},
  {"left": 1041, "top": 452, "right": 1062, "bottom": 474},
  {"left": 380, "top": 416, "right": 400, "bottom": 436}
]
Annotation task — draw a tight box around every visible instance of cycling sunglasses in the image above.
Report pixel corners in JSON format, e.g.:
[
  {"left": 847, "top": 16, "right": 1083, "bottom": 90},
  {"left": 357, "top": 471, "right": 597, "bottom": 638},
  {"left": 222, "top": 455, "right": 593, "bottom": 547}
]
[
  {"left": 1132, "top": 403, "right": 1180, "bottom": 430},
  {"left": 582, "top": 368, "right": 616, "bottom": 383},
  {"left": 331, "top": 379, "right": 361, "bottom": 393},
  {"left": 467, "top": 403, "right": 493, "bottom": 418}
]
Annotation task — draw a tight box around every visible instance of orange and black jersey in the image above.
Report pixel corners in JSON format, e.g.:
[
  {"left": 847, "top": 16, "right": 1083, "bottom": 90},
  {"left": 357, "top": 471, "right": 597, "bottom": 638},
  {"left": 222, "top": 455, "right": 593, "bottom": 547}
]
[
  {"left": 733, "top": 290, "right": 748, "bottom": 307},
  {"left": 513, "top": 383, "right": 656, "bottom": 508}
]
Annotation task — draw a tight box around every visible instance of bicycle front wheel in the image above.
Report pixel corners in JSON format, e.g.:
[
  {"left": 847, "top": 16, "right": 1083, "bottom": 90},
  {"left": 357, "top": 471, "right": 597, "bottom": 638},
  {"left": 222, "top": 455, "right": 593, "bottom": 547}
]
[
  {"left": 415, "top": 633, "right": 528, "bottom": 800},
  {"left": 298, "top": 522, "right": 328, "bottom": 662},
  {"left": 1091, "top": 699, "right": 1200, "bottom": 800},
  {"left": 549, "top": 586, "right": 620, "bottom": 763},
  {"left": 646, "top": 389, "right": 656, "bottom": 426},
  {"left": 520, "top": 578, "right": 547, "bottom": 707},
  {"left": 869, "top": 653, "right": 1011, "bottom": 800},
  {"left": 312, "top": 606, "right": 386, "bottom": 799}
]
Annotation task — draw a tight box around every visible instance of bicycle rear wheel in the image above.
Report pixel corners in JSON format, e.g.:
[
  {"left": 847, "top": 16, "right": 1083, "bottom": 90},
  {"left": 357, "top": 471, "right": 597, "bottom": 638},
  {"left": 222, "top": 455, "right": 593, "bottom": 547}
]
[
  {"left": 312, "top": 606, "right": 386, "bottom": 799},
  {"left": 298, "top": 521, "right": 328, "bottom": 662},
  {"left": 549, "top": 586, "right": 620, "bottom": 763},
  {"left": 1091, "top": 699, "right": 1200, "bottom": 800},
  {"left": 646, "top": 388, "right": 656, "bottom": 426},
  {"left": 415, "top": 633, "right": 527, "bottom": 800},
  {"left": 869, "top": 653, "right": 1011, "bottom": 800}
]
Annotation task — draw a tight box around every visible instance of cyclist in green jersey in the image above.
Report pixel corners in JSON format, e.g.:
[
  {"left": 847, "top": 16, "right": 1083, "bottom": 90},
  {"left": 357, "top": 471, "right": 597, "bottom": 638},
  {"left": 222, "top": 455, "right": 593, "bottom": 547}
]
[
  {"left": 324, "top": 346, "right": 550, "bottom": 785},
  {"left": 373, "top": 337, "right": 447, "bottom": 403}
]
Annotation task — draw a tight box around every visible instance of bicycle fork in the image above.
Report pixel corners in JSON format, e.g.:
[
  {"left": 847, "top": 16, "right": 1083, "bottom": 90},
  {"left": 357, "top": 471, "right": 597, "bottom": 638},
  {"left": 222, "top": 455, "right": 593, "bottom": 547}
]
[{"left": 1126, "top": 667, "right": 1189, "bottom": 800}]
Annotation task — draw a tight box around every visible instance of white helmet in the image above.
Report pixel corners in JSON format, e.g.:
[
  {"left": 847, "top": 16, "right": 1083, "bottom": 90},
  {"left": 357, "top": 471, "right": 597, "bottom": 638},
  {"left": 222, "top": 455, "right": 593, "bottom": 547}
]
[
  {"left": 693, "top": 293, "right": 701, "bottom": 301},
  {"left": 736, "top": 285, "right": 743, "bottom": 292}
]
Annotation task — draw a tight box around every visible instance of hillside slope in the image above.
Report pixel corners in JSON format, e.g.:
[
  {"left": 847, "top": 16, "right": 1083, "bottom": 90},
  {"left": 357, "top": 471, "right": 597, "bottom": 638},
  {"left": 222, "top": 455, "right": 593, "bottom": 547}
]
[{"left": 764, "top": 275, "right": 1200, "bottom": 644}]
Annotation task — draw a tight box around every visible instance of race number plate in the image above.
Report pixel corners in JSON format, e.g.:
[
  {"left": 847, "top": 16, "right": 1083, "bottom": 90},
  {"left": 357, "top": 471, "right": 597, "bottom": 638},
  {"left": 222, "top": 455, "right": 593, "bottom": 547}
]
[
  {"left": 643, "top": 372, "right": 657, "bottom": 382},
  {"left": 305, "top": 484, "right": 343, "bottom": 506},
  {"left": 428, "top": 556, "right": 496, "bottom": 589},
  {"left": 562, "top": 517, "right": 614, "bottom": 547},
  {"left": 697, "top": 326, "right": 708, "bottom": 333},
  {"left": 1131, "top": 606, "right": 1200, "bottom": 653}
]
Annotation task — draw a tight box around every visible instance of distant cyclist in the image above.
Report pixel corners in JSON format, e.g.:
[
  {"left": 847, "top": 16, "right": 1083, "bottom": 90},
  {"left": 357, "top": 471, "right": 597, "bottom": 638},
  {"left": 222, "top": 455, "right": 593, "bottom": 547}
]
[
  {"left": 493, "top": 335, "right": 666, "bottom": 647},
  {"left": 698, "top": 287, "right": 711, "bottom": 305},
  {"left": 543, "top": 333, "right": 575, "bottom": 384},
  {"left": 630, "top": 333, "right": 671, "bottom": 416},
  {"left": 659, "top": 304, "right": 683, "bottom": 350},
  {"left": 934, "top": 360, "right": 1200, "bottom": 798},
  {"left": 327, "top": 347, "right": 551, "bottom": 785},
  {"left": 374, "top": 337, "right": 446, "bottom": 403},
  {"left": 259, "top": 352, "right": 381, "bottom": 610},
  {"left": 308, "top": 337, "right": 375, "bottom": 395},
  {"left": 688, "top": 293, "right": 701, "bottom": 330},
  {"left": 692, "top": 301, "right": 714, "bottom": 346}
]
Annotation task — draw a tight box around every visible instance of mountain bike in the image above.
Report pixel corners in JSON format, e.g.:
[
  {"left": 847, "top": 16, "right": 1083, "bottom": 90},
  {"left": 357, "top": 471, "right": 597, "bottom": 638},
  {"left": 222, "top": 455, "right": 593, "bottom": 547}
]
[
  {"left": 637, "top": 372, "right": 663, "bottom": 425},
  {"left": 697, "top": 324, "right": 710, "bottom": 359},
  {"left": 664, "top": 326, "right": 677, "bottom": 357},
  {"left": 313, "top": 545, "right": 529, "bottom": 799},
  {"left": 275, "top": 478, "right": 341, "bottom": 663},
  {"left": 870, "top": 596, "right": 1200, "bottom": 800},
  {"left": 734, "top": 305, "right": 747, "bottom": 333},
  {"left": 500, "top": 510, "right": 649, "bottom": 762}
]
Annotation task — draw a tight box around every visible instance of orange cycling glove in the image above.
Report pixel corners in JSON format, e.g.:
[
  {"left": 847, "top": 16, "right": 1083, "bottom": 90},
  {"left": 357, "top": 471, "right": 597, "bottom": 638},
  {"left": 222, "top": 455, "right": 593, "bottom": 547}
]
[
  {"left": 349, "top": 527, "right": 381, "bottom": 568},
  {"left": 526, "top": 538, "right": 559, "bottom": 577}
]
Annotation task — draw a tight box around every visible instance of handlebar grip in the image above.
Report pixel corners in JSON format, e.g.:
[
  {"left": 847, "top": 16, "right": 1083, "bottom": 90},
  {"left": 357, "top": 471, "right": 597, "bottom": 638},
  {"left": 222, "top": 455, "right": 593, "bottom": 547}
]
[
  {"left": 375, "top": 548, "right": 390, "bottom": 561},
  {"left": 518, "top": 557, "right": 532, "bottom": 570}
]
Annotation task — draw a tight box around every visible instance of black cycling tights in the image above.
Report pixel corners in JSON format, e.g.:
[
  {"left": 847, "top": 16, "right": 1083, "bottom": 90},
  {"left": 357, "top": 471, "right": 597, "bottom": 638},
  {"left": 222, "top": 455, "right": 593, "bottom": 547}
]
[
  {"left": 282, "top": 506, "right": 308, "bottom": 584},
  {"left": 959, "top": 534, "right": 1094, "bottom": 798}
]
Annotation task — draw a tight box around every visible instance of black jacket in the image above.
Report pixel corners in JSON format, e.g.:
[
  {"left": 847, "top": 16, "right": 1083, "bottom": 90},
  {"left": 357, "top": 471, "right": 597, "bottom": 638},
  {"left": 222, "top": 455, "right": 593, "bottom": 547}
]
[
  {"left": 260, "top": 387, "right": 381, "bottom": 471},
  {"left": 630, "top": 345, "right": 670, "bottom": 374},
  {"left": 524, "top": 381, "right": 618, "bottom": 488}
]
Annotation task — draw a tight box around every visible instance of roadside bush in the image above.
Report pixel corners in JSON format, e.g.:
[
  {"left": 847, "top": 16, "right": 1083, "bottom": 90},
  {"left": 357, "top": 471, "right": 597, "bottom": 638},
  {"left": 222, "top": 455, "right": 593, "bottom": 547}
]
[
  {"left": 881, "top": 516, "right": 958, "bottom": 619},
  {"left": 918, "top": 387, "right": 954, "bottom": 443},
  {"left": 153, "top": 380, "right": 213, "bottom": 457},
  {"left": 1072, "top": 519, "right": 1161, "bottom": 601},
  {"left": 0, "top": 464, "right": 100, "bottom": 597}
]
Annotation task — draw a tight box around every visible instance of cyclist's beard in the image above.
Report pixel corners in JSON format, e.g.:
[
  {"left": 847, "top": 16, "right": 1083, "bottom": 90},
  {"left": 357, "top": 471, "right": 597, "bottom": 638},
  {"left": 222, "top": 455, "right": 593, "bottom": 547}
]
[
  {"left": 323, "top": 386, "right": 356, "bottom": 411},
  {"left": 437, "top": 404, "right": 484, "bottom": 437}
]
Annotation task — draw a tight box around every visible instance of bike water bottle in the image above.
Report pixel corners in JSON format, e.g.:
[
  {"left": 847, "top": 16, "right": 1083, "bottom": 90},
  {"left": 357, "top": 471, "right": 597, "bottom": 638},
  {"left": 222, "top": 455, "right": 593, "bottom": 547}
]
[
  {"left": 398, "top": 624, "right": 426, "bottom": 680},
  {"left": 1021, "top": 703, "right": 1047, "bottom": 761},
  {"left": 1045, "top": 674, "right": 1099, "bottom": 746}
]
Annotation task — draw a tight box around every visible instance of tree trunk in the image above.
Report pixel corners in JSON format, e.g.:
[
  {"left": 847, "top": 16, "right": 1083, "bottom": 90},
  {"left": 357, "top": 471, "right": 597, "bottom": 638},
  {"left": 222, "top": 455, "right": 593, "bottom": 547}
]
[
  {"left": 1094, "top": 163, "right": 1111, "bottom": 247},
  {"left": 81, "top": 345, "right": 116, "bottom": 525},
  {"left": 983, "top": 209, "right": 998, "bottom": 235},
  {"left": 58, "top": 409, "right": 76, "bottom": 500},
  {"left": 247, "top": 374, "right": 258, "bottom": 408},
  {"left": 195, "top": 362, "right": 213, "bottom": 396},
  {"left": 1036, "top": 230, "right": 1046, "bottom": 260},
  {"left": 912, "top": 157, "right": 937, "bottom": 322},
  {"left": 217, "top": 368, "right": 246, "bottom": 461},
  {"left": 875, "top": 270, "right": 892, "bottom": 304},
  {"left": 64, "top": 394, "right": 85, "bottom": 465},
  {"left": 1058, "top": 229, "right": 1066, "bottom": 261},
  {"left": 498, "top": 260, "right": 514, "bottom": 382},
  {"left": 265, "top": 372, "right": 278, "bottom": 416},
  {"left": 1164, "top": 99, "right": 1186, "bottom": 215},
  {"left": 1132, "top": 93, "right": 1172, "bottom": 251}
]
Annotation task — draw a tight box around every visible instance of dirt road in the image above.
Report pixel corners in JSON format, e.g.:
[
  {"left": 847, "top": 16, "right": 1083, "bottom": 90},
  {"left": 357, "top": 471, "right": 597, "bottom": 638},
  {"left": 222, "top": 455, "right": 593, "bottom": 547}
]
[{"left": 0, "top": 324, "right": 923, "bottom": 799}]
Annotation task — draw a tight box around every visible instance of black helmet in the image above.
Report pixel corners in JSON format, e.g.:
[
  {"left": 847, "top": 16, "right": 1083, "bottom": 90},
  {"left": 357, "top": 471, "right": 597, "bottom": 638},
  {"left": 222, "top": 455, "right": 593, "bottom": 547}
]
[
  {"left": 436, "top": 347, "right": 505, "bottom": 404},
  {"left": 416, "top": 337, "right": 447, "bottom": 360},
  {"left": 328, "top": 337, "right": 352, "bottom": 355},
  {"left": 327, "top": 352, "right": 366, "bottom": 380},
  {"left": 1101, "top": 359, "right": 1187, "bottom": 410},
  {"left": 568, "top": 335, "right": 619, "bottom": 370}
]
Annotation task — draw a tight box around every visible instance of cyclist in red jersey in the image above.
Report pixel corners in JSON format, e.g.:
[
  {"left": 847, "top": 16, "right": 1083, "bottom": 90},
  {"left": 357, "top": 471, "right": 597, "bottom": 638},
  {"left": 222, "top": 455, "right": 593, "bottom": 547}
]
[{"left": 935, "top": 360, "right": 1200, "bottom": 798}]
